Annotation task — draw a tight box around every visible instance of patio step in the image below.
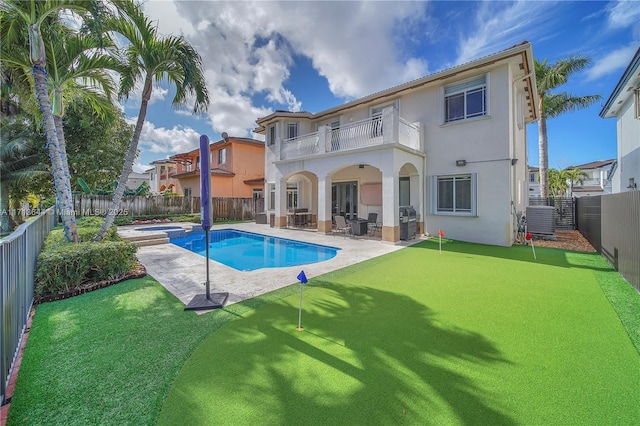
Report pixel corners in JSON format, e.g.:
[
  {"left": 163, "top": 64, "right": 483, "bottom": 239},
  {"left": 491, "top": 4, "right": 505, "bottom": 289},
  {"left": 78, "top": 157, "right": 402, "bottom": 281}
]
[{"left": 122, "top": 234, "right": 170, "bottom": 247}]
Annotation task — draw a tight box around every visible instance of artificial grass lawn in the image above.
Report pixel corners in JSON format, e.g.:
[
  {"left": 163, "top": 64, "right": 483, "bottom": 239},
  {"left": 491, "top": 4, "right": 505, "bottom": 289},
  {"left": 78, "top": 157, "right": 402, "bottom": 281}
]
[
  {"left": 8, "top": 239, "right": 640, "bottom": 425},
  {"left": 158, "top": 239, "right": 640, "bottom": 425},
  {"left": 6, "top": 276, "right": 302, "bottom": 425}
]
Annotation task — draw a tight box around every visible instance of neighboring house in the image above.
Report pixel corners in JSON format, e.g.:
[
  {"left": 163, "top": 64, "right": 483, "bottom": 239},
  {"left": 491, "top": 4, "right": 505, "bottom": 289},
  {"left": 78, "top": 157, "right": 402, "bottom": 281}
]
[
  {"left": 599, "top": 47, "right": 640, "bottom": 193},
  {"left": 566, "top": 159, "right": 615, "bottom": 197},
  {"left": 255, "top": 42, "right": 538, "bottom": 246},
  {"left": 170, "top": 136, "right": 265, "bottom": 198},
  {"left": 149, "top": 159, "right": 181, "bottom": 195},
  {"left": 126, "top": 171, "right": 151, "bottom": 191},
  {"left": 528, "top": 166, "right": 540, "bottom": 197}
]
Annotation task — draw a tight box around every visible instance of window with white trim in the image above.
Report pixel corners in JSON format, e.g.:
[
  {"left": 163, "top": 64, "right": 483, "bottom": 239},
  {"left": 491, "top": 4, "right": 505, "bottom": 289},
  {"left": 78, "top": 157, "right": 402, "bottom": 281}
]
[
  {"left": 287, "top": 122, "right": 298, "bottom": 139},
  {"left": 268, "top": 183, "right": 275, "bottom": 210},
  {"left": 430, "top": 174, "right": 477, "bottom": 215},
  {"left": 268, "top": 125, "right": 276, "bottom": 146},
  {"left": 218, "top": 147, "right": 226, "bottom": 165},
  {"left": 253, "top": 188, "right": 263, "bottom": 199},
  {"left": 286, "top": 182, "right": 299, "bottom": 209},
  {"left": 444, "top": 75, "right": 487, "bottom": 123}
]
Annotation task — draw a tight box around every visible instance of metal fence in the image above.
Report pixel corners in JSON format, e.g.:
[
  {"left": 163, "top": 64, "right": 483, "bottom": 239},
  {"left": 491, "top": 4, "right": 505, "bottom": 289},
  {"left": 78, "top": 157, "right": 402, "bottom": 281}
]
[
  {"left": 71, "top": 195, "right": 265, "bottom": 221},
  {"left": 529, "top": 197, "right": 576, "bottom": 230},
  {"left": 1, "top": 207, "right": 56, "bottom": 404},
  {"left": 577, "top": 191, "right": 640, "bottom": 292}
]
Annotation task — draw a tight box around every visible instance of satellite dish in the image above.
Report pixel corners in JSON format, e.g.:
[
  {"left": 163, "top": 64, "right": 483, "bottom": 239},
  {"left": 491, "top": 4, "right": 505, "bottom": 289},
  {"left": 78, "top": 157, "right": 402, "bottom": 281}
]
[{"left": 221, "top": 132, "right": 229, "bottom": 141}]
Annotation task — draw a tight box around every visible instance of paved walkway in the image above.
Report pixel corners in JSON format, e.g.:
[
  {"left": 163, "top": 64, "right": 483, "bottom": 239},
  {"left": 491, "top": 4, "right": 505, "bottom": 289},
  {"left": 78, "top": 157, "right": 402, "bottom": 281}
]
[{"left": 119, "top": 222, "right": 426, "bottom": 310}]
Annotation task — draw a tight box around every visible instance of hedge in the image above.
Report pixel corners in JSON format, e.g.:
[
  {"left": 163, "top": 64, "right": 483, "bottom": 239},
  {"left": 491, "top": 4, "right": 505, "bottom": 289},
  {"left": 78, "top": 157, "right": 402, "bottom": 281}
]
[{"left": 35, "top": 217, "right": 138, "bottom": 299}]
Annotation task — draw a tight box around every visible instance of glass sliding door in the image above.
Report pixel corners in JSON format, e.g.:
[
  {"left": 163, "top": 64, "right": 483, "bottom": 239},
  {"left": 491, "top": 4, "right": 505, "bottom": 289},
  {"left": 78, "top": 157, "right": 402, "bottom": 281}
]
[{"left": 332, "top": 181, "right": 358, "bottom": 221}]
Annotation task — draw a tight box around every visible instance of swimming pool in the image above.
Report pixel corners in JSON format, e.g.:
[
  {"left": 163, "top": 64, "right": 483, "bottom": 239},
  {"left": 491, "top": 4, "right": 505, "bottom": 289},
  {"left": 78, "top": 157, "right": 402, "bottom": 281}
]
[{"left": 170, "top": 229, "right": 339, "bottom": 271}]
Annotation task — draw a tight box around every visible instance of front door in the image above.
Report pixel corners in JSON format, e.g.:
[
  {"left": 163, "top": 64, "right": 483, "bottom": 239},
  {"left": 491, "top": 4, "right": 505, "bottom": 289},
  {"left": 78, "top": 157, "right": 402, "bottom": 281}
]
[{"left": 332, "top": 181, "right": 358, "bottom": 221}]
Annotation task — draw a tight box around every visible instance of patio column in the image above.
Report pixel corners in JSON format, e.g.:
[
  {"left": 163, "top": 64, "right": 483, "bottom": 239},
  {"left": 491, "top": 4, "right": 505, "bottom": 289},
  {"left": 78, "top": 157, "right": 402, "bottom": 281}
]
[
  {"left": 274, "top": 174, "right": 288, "bottom": 228},
  {"left": 317, "top": 175, "right": 333, "bottom": 234},
  {"left": 381, "top": 167, "right": 400, "bottom": 242}
]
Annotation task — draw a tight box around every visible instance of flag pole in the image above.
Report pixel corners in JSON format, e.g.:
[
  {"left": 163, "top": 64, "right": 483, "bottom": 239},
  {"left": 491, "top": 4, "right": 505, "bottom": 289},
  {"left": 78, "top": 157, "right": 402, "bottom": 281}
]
[{"left": 296, "top": 270, "right": 308, "bottom": 331}]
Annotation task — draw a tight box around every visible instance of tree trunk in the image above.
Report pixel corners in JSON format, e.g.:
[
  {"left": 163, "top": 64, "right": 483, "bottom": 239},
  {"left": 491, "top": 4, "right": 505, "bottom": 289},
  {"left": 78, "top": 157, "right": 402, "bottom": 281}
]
[
  {"left": 33, "top": 65, "right": 78, "bottom": 242},
  {"left": 53, "top": 115, "right": 72, "bottom": 186},
  {"left": 95, "top": 76, "right": 152, "bottom": 241},
  {"left": 537, "top": 96, "right": 549, "bottom": 200},
  {"left": 0, "top": 181, "right": 11, "bottom": 234}
]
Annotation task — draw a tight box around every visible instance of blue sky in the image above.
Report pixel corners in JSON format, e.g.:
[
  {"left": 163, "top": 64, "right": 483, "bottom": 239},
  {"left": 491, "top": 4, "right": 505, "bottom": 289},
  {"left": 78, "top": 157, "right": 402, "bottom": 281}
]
[{"left": 127, "top": 0, "right": 640, "bottom": 173}]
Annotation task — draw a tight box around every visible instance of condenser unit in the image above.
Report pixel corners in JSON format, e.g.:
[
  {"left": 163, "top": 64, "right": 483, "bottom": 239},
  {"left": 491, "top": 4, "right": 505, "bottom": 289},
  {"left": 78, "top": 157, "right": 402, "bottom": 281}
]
[{"left": 526, "top": 206, "right": 555, "bottom": 235}]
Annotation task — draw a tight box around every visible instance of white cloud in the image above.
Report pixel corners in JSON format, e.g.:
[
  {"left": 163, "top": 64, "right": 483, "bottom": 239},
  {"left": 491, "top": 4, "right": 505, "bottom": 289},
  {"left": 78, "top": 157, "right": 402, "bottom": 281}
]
[
  {"left": 127, "top": 117, "right": 201, "bottom": 156},
  {"left": 455, "top": 1, "right": 556, "bottom": 65},
  {"left": 607, "top": 0, "right": 640, "bottom": 31},
  {"left": 140, "top": 0, "right": 431, "bottom": 141},
  {"left": 585, "top": 44, "right": 638, "bottom": 81}
]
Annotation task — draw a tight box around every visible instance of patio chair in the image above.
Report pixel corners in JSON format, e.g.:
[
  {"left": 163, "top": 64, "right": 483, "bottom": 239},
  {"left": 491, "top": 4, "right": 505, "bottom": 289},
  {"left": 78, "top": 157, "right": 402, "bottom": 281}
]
[
  {"left": 333, "top": 215, "right": 352, "bottom": 238},
  {"left": 365, "top": 213, "right": 378, "bottom": 236}
]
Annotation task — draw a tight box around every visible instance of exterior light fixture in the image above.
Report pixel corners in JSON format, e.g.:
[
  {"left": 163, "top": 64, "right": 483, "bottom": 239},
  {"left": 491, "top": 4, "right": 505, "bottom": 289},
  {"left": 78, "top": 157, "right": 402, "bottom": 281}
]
[
  {"left": 456, "top": 160, "right": 466, "bottom": 167},
  {"left": 511, "top": 158, "right": 518, "bottom": 165},
  {"left": 627, "top": 178, "right": 637, "bottom": 190}
]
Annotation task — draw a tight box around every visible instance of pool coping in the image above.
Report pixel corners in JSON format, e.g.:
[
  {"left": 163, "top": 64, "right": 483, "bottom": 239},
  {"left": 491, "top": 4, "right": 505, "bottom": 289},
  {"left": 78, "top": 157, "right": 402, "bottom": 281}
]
[{"left": 118, "top": 222, "right": 426, "bottom": 313}]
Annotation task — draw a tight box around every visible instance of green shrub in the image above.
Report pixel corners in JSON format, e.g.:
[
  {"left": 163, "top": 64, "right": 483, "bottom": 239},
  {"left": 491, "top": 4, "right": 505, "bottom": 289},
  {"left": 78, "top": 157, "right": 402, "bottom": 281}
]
[
  {"left": 45, "top": 223, "right": 118, "bottom": 247},
  {"left": 35, "top": 240, "right": 137, "bottom": 298}
]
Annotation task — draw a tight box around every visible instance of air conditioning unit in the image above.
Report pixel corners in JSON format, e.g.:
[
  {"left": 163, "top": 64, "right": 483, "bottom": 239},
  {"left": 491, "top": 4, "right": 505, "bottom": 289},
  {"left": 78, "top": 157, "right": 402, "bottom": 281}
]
[{"left": 526, "top": 206, "right": 555, "bottom": 235}]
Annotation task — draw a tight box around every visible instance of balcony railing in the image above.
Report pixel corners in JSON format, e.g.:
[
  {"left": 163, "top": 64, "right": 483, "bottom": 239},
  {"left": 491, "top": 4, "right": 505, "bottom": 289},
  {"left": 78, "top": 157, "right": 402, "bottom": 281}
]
[{"left": 279, "top": 107, "right": 421, "bottom": 161}]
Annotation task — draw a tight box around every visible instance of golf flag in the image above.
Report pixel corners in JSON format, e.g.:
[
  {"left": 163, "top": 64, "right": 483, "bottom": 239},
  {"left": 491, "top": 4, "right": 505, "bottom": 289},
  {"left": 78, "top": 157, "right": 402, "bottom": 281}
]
[
  {"left": 297, "top": 270, "right": 308, "bottom": 284},
  {"left": 438, "top": 229, "right": 444, "bottom": 237},
  {"left": 199, "top": 135, "right": 212, "bottom": 231},
  {"left": 526, "top": 232, "right": 536, "bottom": 260},
  {"left": 438, "top": 229, "right": 444, "bottom": 254}
]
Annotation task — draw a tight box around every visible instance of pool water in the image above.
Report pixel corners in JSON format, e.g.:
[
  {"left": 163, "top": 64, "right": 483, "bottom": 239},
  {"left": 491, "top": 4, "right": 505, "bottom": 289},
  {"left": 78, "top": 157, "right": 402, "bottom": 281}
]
[{"left": 170, "top": 229, "right": 339, "bottom": 271}]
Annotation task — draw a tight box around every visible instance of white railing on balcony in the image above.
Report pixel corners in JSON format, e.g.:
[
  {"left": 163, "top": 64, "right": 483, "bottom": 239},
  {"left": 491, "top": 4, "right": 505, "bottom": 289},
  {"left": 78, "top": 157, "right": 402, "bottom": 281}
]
[
  {"left": 399, "top": 118, "right": 421, "bottom": 151},
  {"left": 280, "top": 132, "right": 320, "bottom": 160},
  {"left": 329, "top": 116, "right": 384, "bottom": 152},
  {"left": 279, "top": 107, "right": 421, "bottom": 160}
]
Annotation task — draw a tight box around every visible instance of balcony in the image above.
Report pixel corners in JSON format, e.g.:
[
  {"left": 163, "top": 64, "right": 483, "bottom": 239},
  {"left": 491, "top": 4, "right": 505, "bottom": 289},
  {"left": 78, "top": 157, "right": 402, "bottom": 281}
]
[{"left": 278, "top": 107, "right": 422, "bottom": 161}]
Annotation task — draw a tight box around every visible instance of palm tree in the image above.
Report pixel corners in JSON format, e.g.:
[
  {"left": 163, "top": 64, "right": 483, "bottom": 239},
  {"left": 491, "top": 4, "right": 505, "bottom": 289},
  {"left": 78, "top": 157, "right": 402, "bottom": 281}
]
[
  {"left": 534, "top": 55, "right": 601, "bottom": 199},
  {"left": 94, "top": 0, "right": 209, "bottom": 241},
  {"left": 1, "top": 117, "right": 48, "bottom": 233},
  {"left": 548, "top": 168, "right": 570, "bottom": 198},
  {"left": 566, "top": 167, "right": 589, "bottom": 197},
  {"left": 0, "top": 0, "right": 105, "bottom": 242}
]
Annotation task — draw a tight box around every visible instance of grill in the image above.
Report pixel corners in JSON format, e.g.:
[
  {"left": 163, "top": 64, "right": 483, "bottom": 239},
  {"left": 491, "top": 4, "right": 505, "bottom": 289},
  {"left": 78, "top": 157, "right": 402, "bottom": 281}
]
[{"left": 399, "top": 206, "right": 416, "bottom": 240}]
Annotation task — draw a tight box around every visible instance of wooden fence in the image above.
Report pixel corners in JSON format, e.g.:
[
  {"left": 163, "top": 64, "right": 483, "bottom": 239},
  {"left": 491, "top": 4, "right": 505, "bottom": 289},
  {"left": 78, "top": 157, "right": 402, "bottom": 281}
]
[{"left": 71, "top": 195, "right": 265, "bottom": 221}]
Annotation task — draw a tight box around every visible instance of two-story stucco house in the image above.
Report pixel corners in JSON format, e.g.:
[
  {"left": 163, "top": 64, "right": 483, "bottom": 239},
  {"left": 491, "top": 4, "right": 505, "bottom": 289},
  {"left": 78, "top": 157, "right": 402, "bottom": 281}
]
[
  {"left": 599, "top": 47, "right": 640, "bottom": 193},
  {"left": 170, "top": 136, "right": 265, "bottom": 198},
  {"left": 255, "top": 42, "right": 538, "bottom": 246},
  {"left": 566, "top": 159, "right": 616, "bottom": 197},
  {"left": 149, "top": 159, "right": 181, "bottom": 194}
]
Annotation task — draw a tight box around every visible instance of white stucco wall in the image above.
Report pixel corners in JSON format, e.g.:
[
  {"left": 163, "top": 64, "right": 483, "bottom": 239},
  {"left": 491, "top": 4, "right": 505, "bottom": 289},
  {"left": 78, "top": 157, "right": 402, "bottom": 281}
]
[{"left": 615, "top": 95, "right": 640, "bottom": 192}]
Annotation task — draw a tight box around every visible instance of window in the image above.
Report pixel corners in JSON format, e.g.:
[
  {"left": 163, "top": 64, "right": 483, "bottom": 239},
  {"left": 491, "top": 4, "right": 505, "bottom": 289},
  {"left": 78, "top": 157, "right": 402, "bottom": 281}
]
[
  {"left": 287, "top": 122, "right": 298, "bottom": 139},
  {"left": 253, "top": 188, "right": 263, "bottom": 199},
  {"left": 430, "top": 174, "right": 477, "bottom": 215},
  {"left": 286, "top": 182, "right": 299, "bottom": 209},
  {"left": 268, "top": 125, "right": 276, "bottom": 146},
  {"left": 195, "top": 155, "right": 200, "bottom": 170},
  {"left": 635, "top": 88, "right": 640, "bottom": 119},
  {"left": 218, "top": 147, "right": 226, "bottom": 165},
  {"left": 444, "top": 75, "right": 487, "bottom": 123},
  {"left": 184, "top": 187, "right": 192, "bottom": 197},
  {"left": 268, "top": 183, "right": 275, "bottom": 210},
  {"left": 370, "top": 102, "right": 396, "bottom": 137},
  {"left": 399, "top": 177, "right": 410, "bottom": 206},
  {"left": 529, "top": 173, "right": 536, "bottom": 183}
]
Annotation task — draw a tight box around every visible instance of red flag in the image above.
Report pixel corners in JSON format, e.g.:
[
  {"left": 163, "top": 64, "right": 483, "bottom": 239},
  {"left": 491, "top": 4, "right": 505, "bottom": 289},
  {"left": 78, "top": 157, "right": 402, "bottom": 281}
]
[
  {"left": 526, "top": 232, "right": 532, "bottom": 241},
  {"left": 438, "top": 229, "right": 444, "bottom": 237}
]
